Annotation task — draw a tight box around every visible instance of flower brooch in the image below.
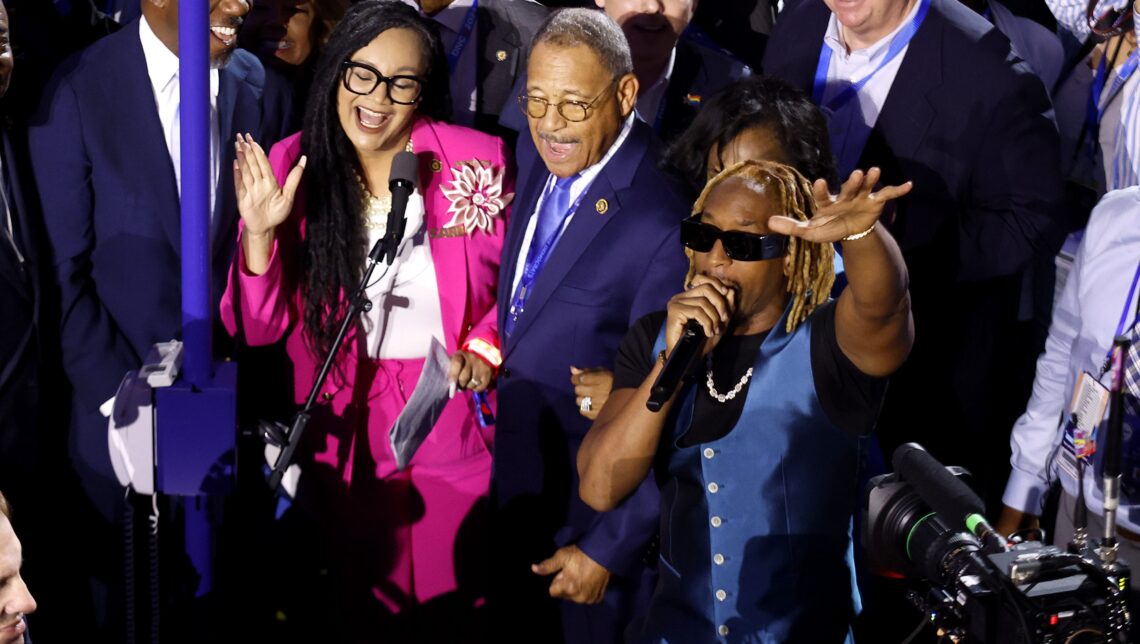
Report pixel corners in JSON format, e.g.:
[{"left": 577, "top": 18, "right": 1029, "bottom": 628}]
[{"left": 440, "top": 160, "right": 513, "bottom": 236}]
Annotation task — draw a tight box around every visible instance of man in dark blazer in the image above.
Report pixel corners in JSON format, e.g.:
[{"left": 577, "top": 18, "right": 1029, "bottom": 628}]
[
  {"left": 491, "top": 9, "right": 688, "bottom": 644},
  {"left": 26, "top": 0, "right": 292, "bottom": 638},
  {"left": 408, "top": 0, "right": 547, "bottom": 141},
  {"left": 763, "top": 0, "right": 1063, "bottom": 511},
  {"left": 595, "top": 0, "right": 750, "bottom": 143}
]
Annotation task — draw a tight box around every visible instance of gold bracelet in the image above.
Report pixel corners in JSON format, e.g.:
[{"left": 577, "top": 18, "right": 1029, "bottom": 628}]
[{"left": 841, "top": 222, "right": 876, "bottom": 242}]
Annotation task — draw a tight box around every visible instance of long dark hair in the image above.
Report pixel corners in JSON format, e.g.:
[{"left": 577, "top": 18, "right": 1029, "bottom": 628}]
[
  {"left": 298, "top": 0, "right": 447, "bottom": 361},
  {"left": 666, "top": 76, "right": 838, "bottom": 192}
]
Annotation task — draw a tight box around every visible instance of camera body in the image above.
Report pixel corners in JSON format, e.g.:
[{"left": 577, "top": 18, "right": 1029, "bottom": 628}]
[{"left": 865, "top": 472, "right": 1131, "bottom": 643}]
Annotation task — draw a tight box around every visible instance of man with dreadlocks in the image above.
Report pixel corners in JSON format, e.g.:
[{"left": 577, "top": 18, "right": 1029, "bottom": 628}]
[{"left": 578, "top": 159, "right": 914, "bottom": 643}]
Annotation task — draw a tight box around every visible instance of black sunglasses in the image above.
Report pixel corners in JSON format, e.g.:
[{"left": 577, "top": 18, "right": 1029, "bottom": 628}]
[{"left": 680, "top": 215, "right": 788, "bottom": 261}]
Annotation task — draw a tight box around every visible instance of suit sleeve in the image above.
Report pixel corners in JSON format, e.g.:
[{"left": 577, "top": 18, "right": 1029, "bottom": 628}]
[
  {"left": 957, "top": 64, "right": 1063, "bottom": 281},
  {"left": 577, "top": 220, "right": 686, "bottom": 577},
  {"left": 28, "top": 75, "right": 140, "bottom": 410},
  {"left": 219, "top": 140, "right": 299, "bottom": 346}
]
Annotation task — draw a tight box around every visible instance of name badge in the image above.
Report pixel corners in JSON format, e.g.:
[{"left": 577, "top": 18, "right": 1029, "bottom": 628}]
[{"left": 1058, "top": 371, "right": 1111, "bottom": 481}]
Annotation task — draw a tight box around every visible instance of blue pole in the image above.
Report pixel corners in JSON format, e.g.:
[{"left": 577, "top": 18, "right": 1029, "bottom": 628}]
[{"left": 179, "top": 0, "right": 211, "bottom": 388}]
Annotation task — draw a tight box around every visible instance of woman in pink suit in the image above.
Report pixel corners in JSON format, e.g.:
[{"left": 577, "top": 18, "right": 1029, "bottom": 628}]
[{"left": 220, "top": 2, "right": 512, "bottom": 639}]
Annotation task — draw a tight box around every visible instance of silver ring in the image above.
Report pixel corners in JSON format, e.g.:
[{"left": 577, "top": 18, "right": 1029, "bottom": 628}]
[
  {"left": 469, "top": 378, "right": 481, "bottom": 388},
  {"left": 580, "top": 396, "right": 593, "bottom": 413}
]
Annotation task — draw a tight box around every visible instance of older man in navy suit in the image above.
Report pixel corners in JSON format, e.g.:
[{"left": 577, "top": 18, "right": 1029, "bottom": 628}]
[
  {"left": 491, "top": 9, "right": 688, "bottom": 644},
  {"left": 27, "top": 0, "right": 291, "bottom": 638}
]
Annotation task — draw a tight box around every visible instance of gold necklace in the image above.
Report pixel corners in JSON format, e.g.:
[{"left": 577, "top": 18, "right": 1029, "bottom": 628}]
[{"left": 359, "top": 138, "right": 414, "bottom": 233}]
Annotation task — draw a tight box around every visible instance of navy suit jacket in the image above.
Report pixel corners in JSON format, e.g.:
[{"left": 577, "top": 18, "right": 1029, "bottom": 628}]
[
  {"left": 655, "top": 31, "right": 751, "bottom": 144},
  {"left": 0, "top": 125, "right": 44, "bottom": 494},
  {"left": 763, "top": 0, "right": 1063, "bottom": 469},
  {"left": 495, "top": 119, "right": 689, "bottom": 578},
  {"left": 28, "top": 22, "right": 292, "bottom": 416}
]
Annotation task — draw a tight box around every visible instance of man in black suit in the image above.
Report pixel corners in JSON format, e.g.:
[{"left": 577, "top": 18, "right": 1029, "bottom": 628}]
[
  {"left": 408, "top": 0, "right": 548, "bottom": 140},
  {"left": 28, "top": 0, "right": 293, "bottom": 638},
  {"left": 595, "top": 0, "right": 749, "bottom": 142},
  {"left": 764, "top": 0, "right": 1063, "bottom": 512}
]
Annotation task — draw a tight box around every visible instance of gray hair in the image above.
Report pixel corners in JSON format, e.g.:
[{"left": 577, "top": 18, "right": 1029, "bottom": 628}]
[{"left": 531, "top": 9, "right": 633, "bottom": 78}]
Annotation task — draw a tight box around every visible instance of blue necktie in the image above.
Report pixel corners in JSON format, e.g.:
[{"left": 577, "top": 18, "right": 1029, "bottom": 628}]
[{"left": 533, "top": 176, "right": 574, "bottom": 252}]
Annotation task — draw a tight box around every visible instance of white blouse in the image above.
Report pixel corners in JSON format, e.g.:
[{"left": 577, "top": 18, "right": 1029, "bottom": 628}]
[{"left": 362, "top": 188, "right": 447, "bottom": 360}]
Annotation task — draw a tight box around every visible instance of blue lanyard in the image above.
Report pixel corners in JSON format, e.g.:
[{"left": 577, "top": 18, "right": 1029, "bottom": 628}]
[
  {"left": 1099, "top": 256, "right": 1140, "bottom": 377},
  {"left": 1089, "top": 49, "right": 1140, "bottom": 128},
  {"left": 811, "top": 0, "right": 930, "bottom": 111},
  {"left": 446, "top": 0, "right": 479, "bottom": 74},
  {"left": 506, "top": 180, "right": 586, "bottom": 332}
]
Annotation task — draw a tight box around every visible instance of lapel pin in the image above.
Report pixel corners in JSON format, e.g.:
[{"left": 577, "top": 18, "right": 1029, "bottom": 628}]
[
  {"left": 595, "top": 198, "right": 609, "bottom": 215},
  {"left": 430, "top": 159, "right": 442, "bottom": 173},
  {"left": 496, "top": 50, "right": 508, "bottom": 62}
]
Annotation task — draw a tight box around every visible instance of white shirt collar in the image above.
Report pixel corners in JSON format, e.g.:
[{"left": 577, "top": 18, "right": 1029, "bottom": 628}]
[
  {"left": 140, "top": 15, "right": 221, "bottom": 100},
  {"left": 824, "top": 0, "right": 922, "bottom": 60},
  {"left": 645, "top": 47, "right": 677, "bottom": 95},
  {"left": 549, "top": 111, "right": 637, "bottom": 206}
]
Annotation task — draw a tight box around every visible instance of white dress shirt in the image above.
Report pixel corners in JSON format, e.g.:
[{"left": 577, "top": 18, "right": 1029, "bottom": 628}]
[
  {"left": 0, "top": 156, "right": 19, "bottom": 265},
  {"left": 820, "top": 0, "right": 922, "bottom": 177},
  {"left": 363, "top": 189, "right": 447, "bottom": 360},
  {"left": 510, "top": 113, "right": 636, "bottom": 294},
  {"left": 634, "top": 47, "right": 677, "bottom": 130},
  {"left": 139, "top": 15, "right": 222, "bottom": 221},
  {"left": 1004, "top": 187, "right": 1140, "bottom": 529}
]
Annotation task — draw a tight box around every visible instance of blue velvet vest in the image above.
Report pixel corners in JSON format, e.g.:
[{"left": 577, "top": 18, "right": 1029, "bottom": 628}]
[{"left": 632, "top": 307, "right": 863, "bottom": 643}]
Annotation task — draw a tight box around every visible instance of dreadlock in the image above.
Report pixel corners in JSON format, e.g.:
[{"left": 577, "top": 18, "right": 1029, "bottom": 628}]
[{"left": 688, "top": 159, "right": 834, "bottom": 333}]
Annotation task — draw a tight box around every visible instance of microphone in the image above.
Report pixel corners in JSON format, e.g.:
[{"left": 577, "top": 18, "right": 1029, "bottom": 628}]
[
  {"left": 892, "top": 443, "right": 1008, "bottom": 553},
  {"left": 371, "top": 150, "right": 418, "bottom": 264},
  {"left": 646, "top": 319, "right": 706, "bottom": 412}
]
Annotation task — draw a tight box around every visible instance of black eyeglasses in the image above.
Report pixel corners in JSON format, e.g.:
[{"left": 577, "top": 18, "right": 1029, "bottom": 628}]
[
  {"left": 517, "top": 80, "right": 617, "bottom": 122},
  {"left": 1086, "top": 0, "right": 1134, "bottom": 37},
  {"left": 341, "top": 61, "right": 425, "bottom": 105},
  {"left": 680, "top": 215, "right": 788, "bottom": 261}
]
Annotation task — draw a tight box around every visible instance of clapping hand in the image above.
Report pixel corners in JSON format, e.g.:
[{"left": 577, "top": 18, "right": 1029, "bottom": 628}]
[
  {"left": 234, "top": 133, "right": 306, "bottom": 238},
  {"left": 766, "top": 167, "right": 912, "bottom": 243}
]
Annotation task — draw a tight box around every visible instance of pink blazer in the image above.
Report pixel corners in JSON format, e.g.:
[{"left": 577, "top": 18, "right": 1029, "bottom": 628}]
[{"left": 220, "top": 117, "right": 512, "bottom": 475}]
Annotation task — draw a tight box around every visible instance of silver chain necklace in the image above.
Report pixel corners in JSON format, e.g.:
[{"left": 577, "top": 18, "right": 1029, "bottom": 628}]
[{"left": 705, "top": 354, "right": 754, "bottom": 403}]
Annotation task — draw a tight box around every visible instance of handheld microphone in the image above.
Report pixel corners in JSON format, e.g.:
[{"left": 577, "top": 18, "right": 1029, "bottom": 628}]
[
  {"left": 892, "top": 443, "right": 1008, "bottom": 553},
  {"left": 646, "top": 319, "right": 706, "bottom": 412},
  {"left": 371, "top": 150, "right": 418, "bottom": 264}
]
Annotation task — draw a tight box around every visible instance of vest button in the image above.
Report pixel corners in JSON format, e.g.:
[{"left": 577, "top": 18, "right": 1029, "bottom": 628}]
[
  {"left": 718, "top": 625, "right": 729, "bottom": 636},
  {"left": 715, "top": 589, "right": 727, "bottom": 601},
  {"left": 710, "top": 516, "right": 722, "bottom": 528},
  {"left": 703, "top": 448, "right": 715, "bottom": 459},
  {"left": 707, "top": 482, "right": 719, "bottom": 494},
  {"left": 501, "top": 368, "right": 512, "bottom": 379},
  {"left": 713, "top": 553, "right": 725, "bottom": 565}
]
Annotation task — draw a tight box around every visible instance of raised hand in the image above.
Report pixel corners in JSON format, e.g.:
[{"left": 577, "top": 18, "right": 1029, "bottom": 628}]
[
  {"left": 234, "top": 132, "right": 305, "bottom": 238},
  {"left": 766, "top": 167, "right": 912, "bottom": 243}
]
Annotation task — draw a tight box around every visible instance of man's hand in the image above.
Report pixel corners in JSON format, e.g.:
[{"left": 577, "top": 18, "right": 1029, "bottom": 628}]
[
  {"left": 664, "top": 274, "right": 736, "bottom": 357},
  {"left": 531, "top": 545, "right": 611, "bottom": 605},
  {"left": 766, "top": 167, "right": 912, "bottom": 243},
  {"left": 447, "top": 350, "right": 494, "bottom": 393},
  {"left": 996, "top": 505, "right": 1041, "bottom": 539},
  {"left": 571, "top": 367, "right": 614, "bottom": 420}
]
